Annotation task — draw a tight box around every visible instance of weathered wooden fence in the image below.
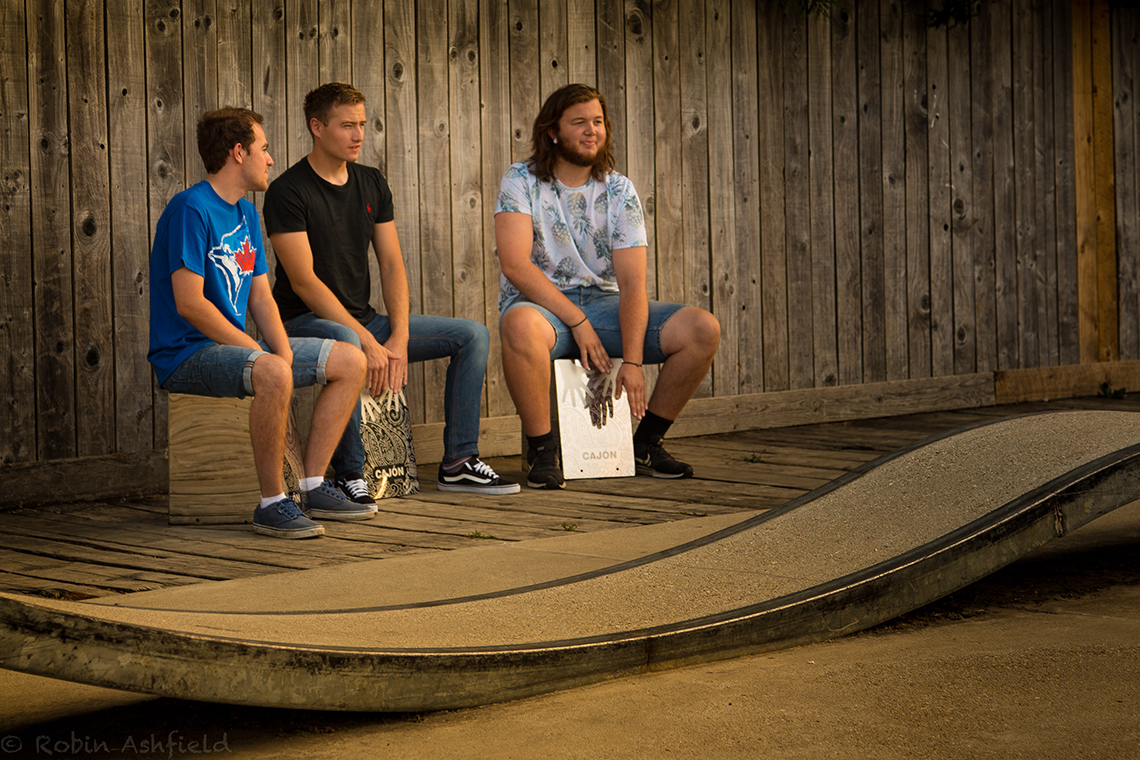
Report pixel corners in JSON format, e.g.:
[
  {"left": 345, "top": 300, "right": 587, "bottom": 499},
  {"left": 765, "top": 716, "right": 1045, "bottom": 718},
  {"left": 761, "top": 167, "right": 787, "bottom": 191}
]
[{"left": 2, "top": 0, "right": 1138, "bottom": 499}]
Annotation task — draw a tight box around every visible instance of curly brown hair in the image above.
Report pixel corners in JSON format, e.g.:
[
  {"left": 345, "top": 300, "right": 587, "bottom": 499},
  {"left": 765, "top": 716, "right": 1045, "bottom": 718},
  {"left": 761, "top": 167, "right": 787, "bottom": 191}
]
[
  {"left": 528, "top": 83, "right": 615, "bottom": 183},
  {"left": 196, "top": 108, "right": 264, "bottom": 175},
  {"left": 303, "top": 82, "right": 367, "bottom": 137}
]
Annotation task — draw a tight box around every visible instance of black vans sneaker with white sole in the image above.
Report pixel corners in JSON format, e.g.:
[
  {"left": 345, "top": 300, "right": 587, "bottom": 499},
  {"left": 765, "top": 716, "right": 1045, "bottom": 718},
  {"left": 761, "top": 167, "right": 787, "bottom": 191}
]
[{"left": 437, "top": 457, "right": 521, "bottom": 495}]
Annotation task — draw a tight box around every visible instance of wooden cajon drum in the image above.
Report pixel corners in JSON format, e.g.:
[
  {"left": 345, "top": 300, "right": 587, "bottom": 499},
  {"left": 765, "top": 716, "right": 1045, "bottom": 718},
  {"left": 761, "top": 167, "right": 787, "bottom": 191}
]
[
  {"left": 167, "top": 392, "right": 307, "bottom": 525},
  {"left": 520, "top": 359, "right": 635, "bottom": 480}
]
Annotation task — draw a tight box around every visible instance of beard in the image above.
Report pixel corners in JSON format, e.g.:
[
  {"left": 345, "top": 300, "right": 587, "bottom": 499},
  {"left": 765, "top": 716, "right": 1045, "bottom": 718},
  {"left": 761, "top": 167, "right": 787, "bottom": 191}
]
[{"left": 554, "top": 137, "right": 604, "bottom": 169}]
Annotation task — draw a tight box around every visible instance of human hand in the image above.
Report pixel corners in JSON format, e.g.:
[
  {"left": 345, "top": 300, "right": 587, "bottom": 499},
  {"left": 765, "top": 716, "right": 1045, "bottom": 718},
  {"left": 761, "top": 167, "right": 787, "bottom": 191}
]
[
  {"left": 585, "top": 367, "right": 615, "bottom": 429},
  {"left": 361, "top": 334, "right": 391, "bottom": 395},
  {"left": 382, "top": 336, "right": 409, "bottom": 392},
  {"left": 615, "top": 362, "right": 646, "bottom": 419},
  {"left": 571, "top": 319, "right": 612, "bottom": 374}
]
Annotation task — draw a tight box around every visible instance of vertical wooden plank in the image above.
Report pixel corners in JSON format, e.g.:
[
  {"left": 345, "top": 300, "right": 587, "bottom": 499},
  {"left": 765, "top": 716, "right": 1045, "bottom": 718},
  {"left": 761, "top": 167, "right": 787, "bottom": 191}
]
[
  {"left": 680, "top": 0, "right": 710, "bottom": 396},
  {"left": 567, "top": 0, "right": 596, "bottom": 85},
  {"left": 540, "top": 0, "right": 568, "bottom": 98},
  {"left": 1113, "top": 6, "right": 1139, "bottom": 360},
  {"left": 29, "top": 0, "right": 76, "bottom": 460},
  {"left": 183, "top": 0, "right": 218, "bottom": 187},
  {"left": 1052, "top": 0, "right": 1080, "bottom": 364},
  {"left": 857, "top": 0, "right": 885, "bottom": 383},
  {"left": 450, "top": 0, "right": 484, "bottom": 330},
  {"left": 708, "top": 0, "right": 739, "bottom": 397},
  {"left": 252, "top": 0, "right": 287, "bottom": 287},
  {"left": 926, "top": 17, "right": 953, "bottom": 376},
  {"left": 731, "top": 0, "right": 762, "bottom": 394},
  {"left": 1013, "top": 0, "right": 1040, "bottom": 368},
  {"left": 880, "top": 0, "right": 908, "bottom": 381},
  {"left": 1091, "top": 0, "right": 1118, "bottom": 362},
  {"left": 1034, "top": 1, "right": 1059, "bottom": 365},
  {"left": 807, "top": 12, "right": 836, "bottom": 388},
  {"left": 971, "top": 0, "right": 998, "bottom": 373},
  {"left": 680, "top": 0, "right": 709, "bottom": 320},
  {"left": 625, "top": 0, "right": 656, "bottom": 294},
  {"left": 1073, "top": 0, "right": 1099, "bottom": 363},
  {"left": 351, "top": 0, "right": 386, "bottom": 311},
  {"left": 833, "top": 5, "right": 862, "bottom": 386},
  {"left": 0, "top": 0, "right": 35, "bottom": 463},
  {"left": 67, "top": 0, "right": 115, "bottom": 457},
  {"left": 319, "top": 0, "right": 352, "bottom": 83},
  {"left": 107, "top": 0, "right": 154, "bottom": 455},
  {"left": 903, "top": 0, "right": 931, "bottom": 378},
  {"left": 653, "top": 0, "right": 682, "bottom": 305},
  {"left": 385, "top": 0, "right": 425, "bottom": 423},
  {"left": 417, "top": 0, "right": 452, "bottom": 425},
  {"left": 783, "top": 13, "right": 812, "bottom": 390},
  {"left": 597, "top": 0, "right": 626, "bottom": 172},
  {"left": 758, "top": 2, "right": 788, "bottom": 391},
  {"left": 947, "top": 19, "right": 975, "bottom": 375},
  {"left": 216, "top": 0, "right": 252, "bottom": 109},
  {"left": 285, "top": 0, "right": 319, "bottom": 166},
  {"left": 990, "top": 0, "right": 1019, "bottom": 370},
  {"left": 146, "top": 0, "right": 186, "bottom": 241},
  {"left": 481, "top": 0, "right": 513, "bottom": 417},
  {"left": 509, "top": 0, "right": 540, "bottom": 164}
]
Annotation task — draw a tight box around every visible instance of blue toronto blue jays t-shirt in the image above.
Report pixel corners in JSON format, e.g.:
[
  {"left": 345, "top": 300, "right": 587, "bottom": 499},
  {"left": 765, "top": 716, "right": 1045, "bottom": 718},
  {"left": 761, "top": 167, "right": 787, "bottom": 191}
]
[{"left": 147, "top": 180, "right": 269, "bottom": 385}]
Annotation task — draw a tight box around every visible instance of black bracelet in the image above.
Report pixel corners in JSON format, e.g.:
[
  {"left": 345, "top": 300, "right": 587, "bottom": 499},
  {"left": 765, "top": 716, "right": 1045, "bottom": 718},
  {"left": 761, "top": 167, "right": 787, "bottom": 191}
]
[
  {"left": 569, "top": 315, "right": 588, "bottom": 328},
  {"left": 624, "top": 361, "right": 642, "bottom": 368}
]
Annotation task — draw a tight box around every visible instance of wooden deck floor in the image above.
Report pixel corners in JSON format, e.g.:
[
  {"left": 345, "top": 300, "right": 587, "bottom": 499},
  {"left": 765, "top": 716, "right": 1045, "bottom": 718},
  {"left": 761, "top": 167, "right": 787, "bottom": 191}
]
[{"left": 3, "top": 396, "right": 1137, "bottom": 602}]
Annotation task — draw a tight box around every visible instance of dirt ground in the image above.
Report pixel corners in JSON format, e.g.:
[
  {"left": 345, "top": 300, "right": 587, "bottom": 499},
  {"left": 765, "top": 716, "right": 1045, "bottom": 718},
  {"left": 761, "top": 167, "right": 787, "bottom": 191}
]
[{"left": 3, "top": 504, "right": 1139, "bottom": 760}]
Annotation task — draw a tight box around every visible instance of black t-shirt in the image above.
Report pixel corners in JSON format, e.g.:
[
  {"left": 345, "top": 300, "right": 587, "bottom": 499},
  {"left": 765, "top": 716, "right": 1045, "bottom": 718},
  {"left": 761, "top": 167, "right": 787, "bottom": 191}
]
[{"left": 264, "top": 158, "right": 396, "bottom": 324}]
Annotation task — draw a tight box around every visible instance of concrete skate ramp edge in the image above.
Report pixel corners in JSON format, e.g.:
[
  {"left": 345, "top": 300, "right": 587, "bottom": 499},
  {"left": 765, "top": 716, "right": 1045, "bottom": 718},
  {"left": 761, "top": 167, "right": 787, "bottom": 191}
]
[{"left": 1, "top": 411, "right": 1138, "bottom": 712}]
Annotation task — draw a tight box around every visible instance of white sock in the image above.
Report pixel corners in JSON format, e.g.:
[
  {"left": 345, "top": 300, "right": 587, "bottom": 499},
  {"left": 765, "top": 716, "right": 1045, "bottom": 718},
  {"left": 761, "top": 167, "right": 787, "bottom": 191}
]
[
  {"left": 300, "top": 476, "right": 324, "bottom": 492},
  {"left": 259, "top": 493, "right": 286, "bottom": 509}
]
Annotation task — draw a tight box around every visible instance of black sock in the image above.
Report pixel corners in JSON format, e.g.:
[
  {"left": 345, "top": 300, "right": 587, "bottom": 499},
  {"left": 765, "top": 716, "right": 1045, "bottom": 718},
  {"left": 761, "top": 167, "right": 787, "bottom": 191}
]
[
  {"left": 634, "top": 411, "right": 673, "bottom": 445},
  {"left": 527, "top": 431, "right": 557, "bottom": 451}
]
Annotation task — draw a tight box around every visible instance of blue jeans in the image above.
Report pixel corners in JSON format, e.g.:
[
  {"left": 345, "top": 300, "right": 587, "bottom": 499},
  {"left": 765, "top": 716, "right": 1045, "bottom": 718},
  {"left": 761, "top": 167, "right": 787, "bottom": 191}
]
[
  {"left": 285, "top": 312, "right": 490, "bottom": 473},
  {"left": 159, "top": 338, "right": 335, "bottom": 398},
  {"left": 500, "top": 287, "right": 684, "bottom": 364}
]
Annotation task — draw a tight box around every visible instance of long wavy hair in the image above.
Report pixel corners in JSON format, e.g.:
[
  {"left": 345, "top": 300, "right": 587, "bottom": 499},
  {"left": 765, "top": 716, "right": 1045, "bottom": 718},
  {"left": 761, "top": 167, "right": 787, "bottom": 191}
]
[{"left": 528, "top": 83, "right": 615, "bottom": 183}]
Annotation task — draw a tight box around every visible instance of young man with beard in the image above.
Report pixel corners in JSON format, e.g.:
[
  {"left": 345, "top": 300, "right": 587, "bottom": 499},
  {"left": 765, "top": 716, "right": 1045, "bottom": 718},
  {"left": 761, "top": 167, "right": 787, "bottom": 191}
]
[
  {"left": 264, "top": 83, "right": 519, "bottom": 500},
  {"left": 495, "top": 84, "right": 721, "bottom": 490},
  {"left": 148, "top": 108, "right": 369, "bottom": 538}
]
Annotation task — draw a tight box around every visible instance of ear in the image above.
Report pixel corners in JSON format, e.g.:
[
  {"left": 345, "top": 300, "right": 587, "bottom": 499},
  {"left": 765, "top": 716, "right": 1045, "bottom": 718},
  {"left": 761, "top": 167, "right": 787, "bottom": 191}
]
[
  {"left": 309, "top": 116, "right": 323, "bottom": 139},
  {"left": 231, "top": 142, "right": 246, "bottom": 165}
]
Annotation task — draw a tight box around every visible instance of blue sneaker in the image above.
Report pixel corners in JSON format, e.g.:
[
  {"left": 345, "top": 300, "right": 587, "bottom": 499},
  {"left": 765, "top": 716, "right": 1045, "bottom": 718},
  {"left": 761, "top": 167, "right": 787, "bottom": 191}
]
[
  {"left": 253, "top": 497, "right": 325, "bottom": 539},
  {"left": 305, "top": 480, "right": 375, "bottom": 521}
]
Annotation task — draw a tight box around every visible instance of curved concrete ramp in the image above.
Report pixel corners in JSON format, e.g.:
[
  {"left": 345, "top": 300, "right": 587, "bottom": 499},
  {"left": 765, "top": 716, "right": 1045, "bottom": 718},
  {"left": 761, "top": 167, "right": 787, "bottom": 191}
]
[{"left": 2, "top": 411, "right": 1138, "bottom": 712}]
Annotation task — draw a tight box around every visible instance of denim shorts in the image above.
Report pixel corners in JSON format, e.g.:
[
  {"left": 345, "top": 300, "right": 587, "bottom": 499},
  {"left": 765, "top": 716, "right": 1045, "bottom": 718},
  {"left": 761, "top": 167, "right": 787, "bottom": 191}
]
[
  {"left": 500, "top": 287, "right": 684, "bottom": 365},
  {"left": 160, "top": 338, "right": 335, "bottom": 398}
]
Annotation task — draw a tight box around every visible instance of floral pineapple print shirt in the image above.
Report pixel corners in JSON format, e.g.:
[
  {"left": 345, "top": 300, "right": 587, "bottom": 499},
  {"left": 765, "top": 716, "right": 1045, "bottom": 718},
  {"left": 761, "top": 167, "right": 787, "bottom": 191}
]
[{"left": 494, "top": 162, "right": 648, "bottom": 312}]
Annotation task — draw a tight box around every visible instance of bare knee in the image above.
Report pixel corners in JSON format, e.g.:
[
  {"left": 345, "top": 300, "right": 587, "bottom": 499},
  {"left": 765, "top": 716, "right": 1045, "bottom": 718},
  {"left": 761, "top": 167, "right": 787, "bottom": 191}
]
[
  {"left": 500, "top": 307, "right": 555, "bottom": 358},
  {"left": 663, "top": 307, "right": 720, "bottom": 358},
  {"left": 327, "top": 341, "right": 366, "bottom": 385},
  {"left": 250, "top": 353, "right": 293, "bottom": 400}
]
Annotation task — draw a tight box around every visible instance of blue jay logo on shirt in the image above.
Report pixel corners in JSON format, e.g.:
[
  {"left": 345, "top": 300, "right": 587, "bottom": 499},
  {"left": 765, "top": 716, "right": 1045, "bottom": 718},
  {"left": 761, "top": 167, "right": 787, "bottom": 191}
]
[{"left": 207, "top": 221, "right": 257, "bottom": 316}]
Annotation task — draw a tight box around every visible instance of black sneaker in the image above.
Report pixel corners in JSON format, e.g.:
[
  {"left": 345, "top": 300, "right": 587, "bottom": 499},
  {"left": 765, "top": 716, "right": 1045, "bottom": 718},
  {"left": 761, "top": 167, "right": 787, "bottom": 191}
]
[
  {"left": 634, "top": 436, "right": 694, "bottom": 479},
  {"left": 526, "top": 445, "right": 565, "bottom": 490},
  {"left": 437, "top": 458, "right": 521, "bottom": 494},
  {"left": 336, "top": 476, "right": 378, "bottom": 511}
]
